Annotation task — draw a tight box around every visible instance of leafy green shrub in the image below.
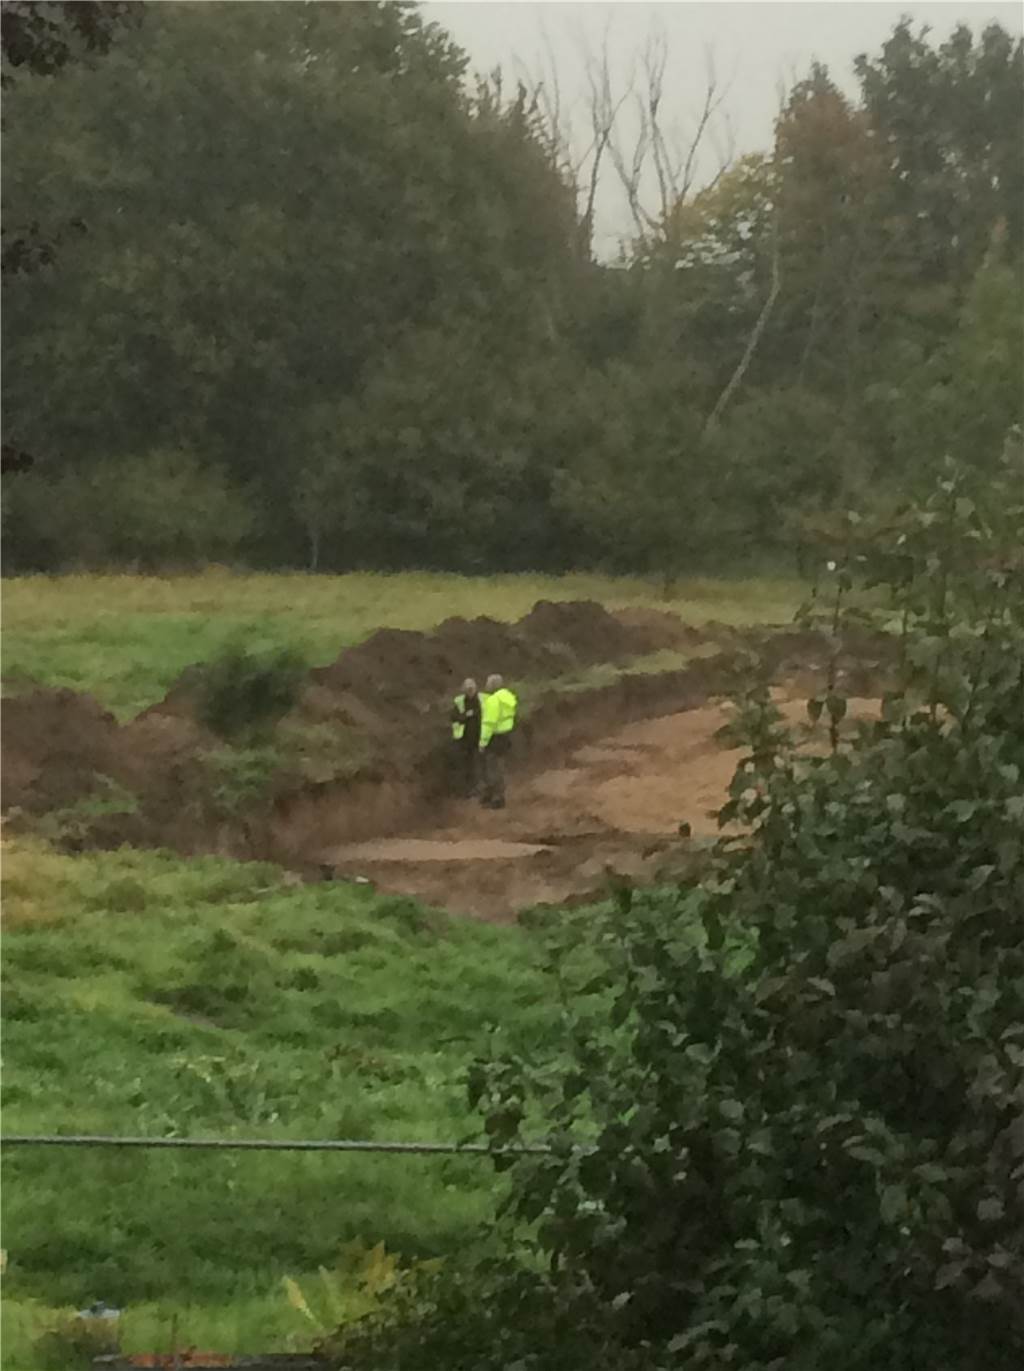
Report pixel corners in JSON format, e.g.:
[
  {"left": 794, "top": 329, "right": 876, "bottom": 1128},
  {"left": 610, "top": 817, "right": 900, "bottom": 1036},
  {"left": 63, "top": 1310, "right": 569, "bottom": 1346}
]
[
  {"left": 197, "top": 644, "right": 306, "bottom": 743},
  {"left": 375, "top": 895, "right": 443, "bottom": 939}
]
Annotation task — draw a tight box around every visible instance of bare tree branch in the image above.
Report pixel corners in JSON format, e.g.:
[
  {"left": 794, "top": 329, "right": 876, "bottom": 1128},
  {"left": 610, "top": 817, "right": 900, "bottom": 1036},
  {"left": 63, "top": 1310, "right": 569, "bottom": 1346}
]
[
  {"left": 679, "top": 47, "right": 733, "bottom": 203},
  {"left": 522, "top": 22, "right": 738, "bottom": 257},
  {"left": 641, "top": 34, "right": 674, "bottom": 219},
  {"left": 579, "top": 32, "right": 633, "bottom": 252},
  {"left": 703, "top": 76, "right": 788, "bottom": 438},
  {"left": 587, "top": 27, "right": 735, "bottom": 250}
]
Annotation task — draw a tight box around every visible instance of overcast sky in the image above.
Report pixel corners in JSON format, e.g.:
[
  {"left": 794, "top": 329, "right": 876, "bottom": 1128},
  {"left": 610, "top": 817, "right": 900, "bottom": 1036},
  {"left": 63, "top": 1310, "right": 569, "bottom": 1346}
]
[{"left": 424, "top": 1, "right": 1023, "bottom": 255}]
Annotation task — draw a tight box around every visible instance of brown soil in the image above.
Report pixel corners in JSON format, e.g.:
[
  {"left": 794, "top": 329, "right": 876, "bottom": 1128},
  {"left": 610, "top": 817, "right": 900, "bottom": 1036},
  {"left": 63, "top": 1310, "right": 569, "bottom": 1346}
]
[
  {"left": 2, "top": 600, "right": 893, "bottom": 917},
  {"left": 316, "top": 695, "right": 881, "bottom": 920},
  {"left": 0, "top": 688, "right": 214, "bottom": 847}
]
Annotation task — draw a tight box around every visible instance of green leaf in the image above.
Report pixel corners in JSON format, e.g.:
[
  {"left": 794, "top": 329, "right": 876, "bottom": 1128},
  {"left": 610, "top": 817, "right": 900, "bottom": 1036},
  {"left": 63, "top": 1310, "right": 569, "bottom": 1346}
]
[
  {"left": 880, "top": 1184, "right": 908, "bottom": 1223},
  {"left": 846, "top": 1144, "right": 887, "bottom": 1167},
  {"left": 807, "top": 976, "right": 836, "bottom": 997},
  {"left": 609, "top": 995, "right": 632, "bottom": 1029},
  {"left": 915, "top": 1163, "right": 948, "bottom": 1183}
]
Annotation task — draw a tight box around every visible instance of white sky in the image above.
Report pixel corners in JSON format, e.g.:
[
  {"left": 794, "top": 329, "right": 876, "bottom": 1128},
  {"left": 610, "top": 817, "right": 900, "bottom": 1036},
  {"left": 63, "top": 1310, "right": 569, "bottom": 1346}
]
[{"left": 424, "top": 1, "right": 1023, "bottom": 255}]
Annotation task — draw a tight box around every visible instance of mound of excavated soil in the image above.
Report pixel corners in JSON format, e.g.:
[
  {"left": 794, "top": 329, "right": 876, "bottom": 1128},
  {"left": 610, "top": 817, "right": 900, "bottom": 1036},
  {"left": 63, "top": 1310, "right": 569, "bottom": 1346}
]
[
  {"left": 1, "top": 687, "right": 216, "bottom": 848},
  {"left": 2, "top": 689, "right": 128, "bottom": 816},
  {"left": 2, "top": 600, "right": 697, "bottom": 847},
  {"left": 310, "top": 599, "right": 658, "bottom": 706},
  {"left": 143, "top": 600, "right": 674, "bottom": 758}
]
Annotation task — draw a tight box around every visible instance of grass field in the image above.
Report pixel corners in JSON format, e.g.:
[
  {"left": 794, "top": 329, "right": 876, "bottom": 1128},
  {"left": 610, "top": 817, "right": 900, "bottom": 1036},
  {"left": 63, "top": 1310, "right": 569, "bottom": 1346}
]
[
  {"left": 0, "top": 837, "right": 579, "bottom": 1364},
  {"left": 1, "top": 570, "right": 803, "bottom": 717}
]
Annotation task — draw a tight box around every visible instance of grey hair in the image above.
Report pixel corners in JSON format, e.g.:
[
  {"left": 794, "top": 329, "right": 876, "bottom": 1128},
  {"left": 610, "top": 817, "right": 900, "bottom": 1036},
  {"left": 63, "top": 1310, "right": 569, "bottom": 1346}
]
[
  {"left": 462, "top": 677, "right": 477, "bottom": 693},
  {"left": 485, "top": 673, "right": 503, "bottom": 691}
]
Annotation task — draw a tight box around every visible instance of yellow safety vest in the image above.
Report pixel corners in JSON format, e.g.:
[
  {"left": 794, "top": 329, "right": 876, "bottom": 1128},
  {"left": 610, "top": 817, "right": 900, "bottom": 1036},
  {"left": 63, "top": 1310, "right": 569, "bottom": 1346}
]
[
  {"left": 452, "top": 693, "right": 467, "bottom": 741},
  {"left": 480, "top": 688, "right": 517, "bottom": 748}
]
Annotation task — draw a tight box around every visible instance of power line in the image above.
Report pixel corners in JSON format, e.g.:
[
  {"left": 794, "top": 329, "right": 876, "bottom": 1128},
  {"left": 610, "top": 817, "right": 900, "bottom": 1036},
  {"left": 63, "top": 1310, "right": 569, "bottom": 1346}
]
[{"left": 1, "top": 1133, "right": 557, "bottom": 1156}]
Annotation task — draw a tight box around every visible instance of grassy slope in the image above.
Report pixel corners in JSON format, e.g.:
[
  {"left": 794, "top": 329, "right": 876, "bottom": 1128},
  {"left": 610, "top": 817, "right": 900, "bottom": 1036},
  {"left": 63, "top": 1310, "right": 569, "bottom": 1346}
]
[
  {"left": 1, "top": 839, "right": 565, "bottom": 1360},
  {"left": 1, "top": 570, "right": 802, "bottom": 718}
]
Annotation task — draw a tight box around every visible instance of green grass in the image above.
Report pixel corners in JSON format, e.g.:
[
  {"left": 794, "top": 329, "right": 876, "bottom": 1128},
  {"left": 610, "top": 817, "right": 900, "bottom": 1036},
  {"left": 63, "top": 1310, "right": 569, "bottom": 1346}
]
[
  {"left": 1, "top": 838, "right": 563, "bottom": 1357},
  {"left": 1, "top": 570, "right": 802, "bottom": 718},
  {"left": 535, "top": 644, "right": 725, "bottom": 699}
]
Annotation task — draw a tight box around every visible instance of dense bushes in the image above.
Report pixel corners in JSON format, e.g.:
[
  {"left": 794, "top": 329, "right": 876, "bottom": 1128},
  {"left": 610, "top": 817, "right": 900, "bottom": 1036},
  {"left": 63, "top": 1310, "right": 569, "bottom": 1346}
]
[{"left": 3, "top": 451, "right": 254, "bottom": 571}]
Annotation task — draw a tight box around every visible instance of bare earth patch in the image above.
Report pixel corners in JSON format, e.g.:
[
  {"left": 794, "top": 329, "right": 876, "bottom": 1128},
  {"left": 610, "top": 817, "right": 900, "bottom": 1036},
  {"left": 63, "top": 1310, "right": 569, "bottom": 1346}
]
[{"left": 319, "top": 696, "right": 880, "bottom": 921}]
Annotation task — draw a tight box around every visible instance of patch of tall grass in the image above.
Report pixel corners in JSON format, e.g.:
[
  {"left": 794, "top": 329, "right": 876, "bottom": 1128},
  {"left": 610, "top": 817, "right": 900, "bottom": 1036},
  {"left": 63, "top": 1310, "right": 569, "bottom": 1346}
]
[{"left": 1, "top": 839, "right": 559, "bottom": 1317}]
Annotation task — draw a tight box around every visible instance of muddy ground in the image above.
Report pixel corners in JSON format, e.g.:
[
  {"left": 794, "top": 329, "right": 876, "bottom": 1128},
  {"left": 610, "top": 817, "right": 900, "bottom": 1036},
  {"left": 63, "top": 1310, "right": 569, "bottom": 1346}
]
[{"left": 2, "top": 600, "right": 892, "bottom": 919}]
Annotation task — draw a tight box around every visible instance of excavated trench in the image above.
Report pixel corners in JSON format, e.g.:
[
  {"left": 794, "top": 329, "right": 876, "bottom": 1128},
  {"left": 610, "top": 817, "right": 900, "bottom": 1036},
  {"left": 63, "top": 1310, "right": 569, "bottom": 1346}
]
[
  {"left": 268, "top": 632, "right": 888, "bottom": 920},
  {"left": 288, "top": 692, "right": 883, "bottom": 921},
  {"left": 1, "top": 604, "right": 893, "bottom": 920}
]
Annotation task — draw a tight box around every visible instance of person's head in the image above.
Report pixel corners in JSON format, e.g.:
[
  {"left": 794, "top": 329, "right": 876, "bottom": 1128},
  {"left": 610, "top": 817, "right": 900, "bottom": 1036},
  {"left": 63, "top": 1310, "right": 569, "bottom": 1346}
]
[
  {"left": 462, "top": 677, "right": 477, "bottom": 697},
  {"left": 485, "top": 673, "right": 503, "bottom": 692}
]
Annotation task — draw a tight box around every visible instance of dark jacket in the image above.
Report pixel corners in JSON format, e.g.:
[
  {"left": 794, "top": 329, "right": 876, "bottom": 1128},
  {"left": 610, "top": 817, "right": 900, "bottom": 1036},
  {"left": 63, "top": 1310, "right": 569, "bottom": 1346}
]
[{"left": 451, "top": 692, "right": 482, "bottom": 748}]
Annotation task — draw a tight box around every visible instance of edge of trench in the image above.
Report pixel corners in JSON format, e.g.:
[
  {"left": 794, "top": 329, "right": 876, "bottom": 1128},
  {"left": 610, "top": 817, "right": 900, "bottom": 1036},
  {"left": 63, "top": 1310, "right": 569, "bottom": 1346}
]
[{"left": 263, "top": 627, "right": 893, "bottom": 882}]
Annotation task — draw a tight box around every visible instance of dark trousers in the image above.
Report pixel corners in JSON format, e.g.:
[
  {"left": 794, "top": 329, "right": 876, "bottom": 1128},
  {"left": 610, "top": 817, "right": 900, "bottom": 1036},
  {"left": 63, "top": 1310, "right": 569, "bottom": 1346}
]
[
  {"left": 452, "top": 740, "right": 479, "bottom": 796},
  {"left": 480, "top": 733, "right": 511, "bottom": 806}
]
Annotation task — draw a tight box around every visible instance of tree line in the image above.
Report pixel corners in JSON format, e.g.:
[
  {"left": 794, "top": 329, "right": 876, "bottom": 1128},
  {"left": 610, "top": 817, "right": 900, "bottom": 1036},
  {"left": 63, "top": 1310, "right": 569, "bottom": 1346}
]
[{"left": 2, "top": 1, "right": 1021, "bottom": 575}]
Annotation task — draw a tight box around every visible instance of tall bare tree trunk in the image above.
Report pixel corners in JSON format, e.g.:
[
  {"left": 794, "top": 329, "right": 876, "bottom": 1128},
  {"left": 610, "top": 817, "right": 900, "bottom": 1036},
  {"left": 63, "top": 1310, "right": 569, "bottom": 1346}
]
[{"left": 704, "top": 223, "right": 782, "bottom": 435}]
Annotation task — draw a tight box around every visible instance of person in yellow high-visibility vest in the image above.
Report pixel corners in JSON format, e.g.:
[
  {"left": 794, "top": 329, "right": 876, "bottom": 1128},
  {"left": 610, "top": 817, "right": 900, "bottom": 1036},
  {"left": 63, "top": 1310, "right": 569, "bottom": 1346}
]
[{"left": 478, "top": 673, "right": 518, "bottom": 809}]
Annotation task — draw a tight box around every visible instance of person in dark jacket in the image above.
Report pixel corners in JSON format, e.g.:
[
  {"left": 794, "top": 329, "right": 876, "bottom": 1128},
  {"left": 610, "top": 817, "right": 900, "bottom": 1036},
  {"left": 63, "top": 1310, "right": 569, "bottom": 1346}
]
[{"left": 450, "top": 677, "right": 481, "bottom": 796}]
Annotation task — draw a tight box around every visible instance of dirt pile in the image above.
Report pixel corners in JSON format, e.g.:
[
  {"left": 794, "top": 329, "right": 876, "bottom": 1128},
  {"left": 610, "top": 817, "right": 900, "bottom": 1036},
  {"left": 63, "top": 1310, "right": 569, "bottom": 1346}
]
[
  {"left": 1, "top": 601, "right": 894, "bottom": 873},
  {"left": 2, "top": 689, "right": 130, "bottom": 817},
  {"left": 311, "top": 599, "right": 667, "bottom": 702},
  {"left": 2, "top": 600, "right": 694, "bottom": 849},
  {"left": 270, "top": 625, "right": 894, "bottom": 860},
  {"left": 1, "top": 687, "right": 214, "bottom": 847},
  {"left": 140, "top": 600, "right": 684, "bottom": 765}
]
